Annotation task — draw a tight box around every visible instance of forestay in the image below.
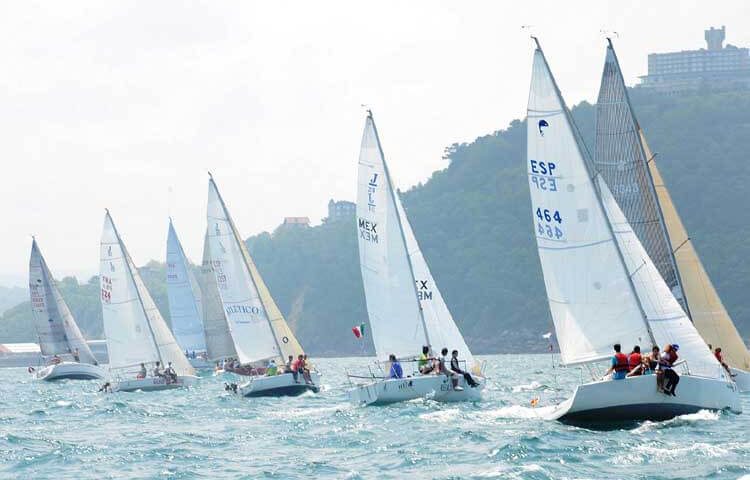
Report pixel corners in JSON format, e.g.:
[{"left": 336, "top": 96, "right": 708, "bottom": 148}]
[
  {"left": 357, "top": 114, "right": 428, "bottom": 360},
  {"left": 526, "top": 45, "right": 652, "bottom": 365},
  {"left": 29, "top": 239, "right": 97, "bottom": 364},
  {"left": 207, "top": 177, "right": 304, "bottom": 365},
  {"left": 197, "top": 232, "right": 237, "bottom": 360},
  {"left": 100, "top": 212, "right": 195, "bottom": 376},
  {"left": 166, "top": 219, "right": 207, "bottom": 353}
]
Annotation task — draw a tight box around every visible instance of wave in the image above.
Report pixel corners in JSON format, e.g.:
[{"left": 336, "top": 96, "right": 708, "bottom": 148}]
[
  {"left": 511, "top": 381, "right": 544, "bottom": 392},
  {"left": 478, "top": 404, "right": 556, "bottom": 420},
  {"left": 418, "top": 407, "right": 460, "bottom": 423},
  {"left": 632, "top": 409, "right": 720, "bottom": 433}
]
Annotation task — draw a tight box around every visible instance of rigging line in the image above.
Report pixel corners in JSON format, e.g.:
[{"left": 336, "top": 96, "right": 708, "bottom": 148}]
[{"left": 672, "top": 237, "right": 690, "bottom": 254}]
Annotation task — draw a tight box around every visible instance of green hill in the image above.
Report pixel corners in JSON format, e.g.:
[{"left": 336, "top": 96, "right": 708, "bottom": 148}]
[{"left": 2, "top": 89, "right": 749, "bottom": 356}]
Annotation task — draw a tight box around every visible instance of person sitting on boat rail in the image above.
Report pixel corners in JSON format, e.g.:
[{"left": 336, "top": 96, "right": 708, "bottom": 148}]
[
  {"left": 50, "top": 354, "right": 62, "bottom": 365},
  {"left": 266, "top": 359, "right": 278, "bottom": 376},
  {"left": 604, "top": 344, "right": 628, "bottom": 380},
  {"left": 388, "top": 354, "right": 403, "bottom": 379},
  {"left": 137, "top": 363, "right": 147, "bottom": 379},
  {"left": 73, "top": 348, "right": 80, "bottom": 363},
  {"left": 418, "top": 346, "right": 434, "bottom": 375},
  {"left": 437, "top": 348, "right": 462, "bottom": 391},
  {"left": 659, "top": 344, "right": 680, "bottom": 396},
  {"left": 626, "top": 346, "right": 642, "bottom": 377},
  {"left": 291, "top": 354, "right": 309, "bottom": 384},
  {"left": 165, "top": 362, "right": 177, "bottom": 383},
  {"left": 714, "top": 347, "right": 734, "bottom": 377},
  {"left": 152, "top": 361, "right": 164, "bottom": 378},
  {"left": 451, "top": 350, "right": 479, "bottom": 387}
]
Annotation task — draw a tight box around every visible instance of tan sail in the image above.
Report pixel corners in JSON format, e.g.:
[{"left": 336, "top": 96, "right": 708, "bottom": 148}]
[{"left": 642, "top": 130, "right": 750, "bottom": 369}]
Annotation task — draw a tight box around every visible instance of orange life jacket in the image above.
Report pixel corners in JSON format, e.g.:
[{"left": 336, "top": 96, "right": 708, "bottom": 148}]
[{"left": 614, "top": 352, "right": 629, "bottom": 372}]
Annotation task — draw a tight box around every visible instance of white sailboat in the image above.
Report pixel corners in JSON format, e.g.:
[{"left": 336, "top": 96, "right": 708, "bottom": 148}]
[
  {"left": 196, "top": 230, "right": 237, "bottom": 372},
  {"left": 165, "top": 219, "right": 211, "bottom": 369},
  {"left": 526, "top": 38, "right": 739, "bottom": 423},
  {"left": 28, "top": 239, "right": 104, "bottom": 381},
  {"left": 594, "top": 39, "right": 750, "bottom": 392},
  {"left": 99, "top": 210, "right": 197, "bottom": 392},
  {"left": 348, "top": 112, "right": 485, "bottom": 405},
  {"left": 206, "top": 174, "right": 320, "bottom": 396}
]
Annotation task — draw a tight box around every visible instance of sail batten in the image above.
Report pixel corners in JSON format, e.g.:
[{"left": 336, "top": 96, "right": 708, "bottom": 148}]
[
  {"left": 166, "top": 220, "right": 208, "bottom": 353},
  {"left": 28, "top": 240, "right": 97, "bottom": 364}
]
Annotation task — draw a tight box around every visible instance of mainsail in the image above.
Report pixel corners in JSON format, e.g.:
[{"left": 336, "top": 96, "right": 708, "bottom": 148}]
[
  {"left": 528, "top": 40, "right": 722, "bottom": 378},
  {"left": 594, "top": 40, "right": 750, "bottom": 370},
  {"left": 196, "top": 231, "right": 237, "bottom": 360},
  {"left": 357, "top": 112, "right": 475, "bottom": 366},
  {"left": 28, "top": 239, "right": 97, "bottom": 364},
  {"left": 166, "top": 219, "right": 207, "bottom": 353},
  {"left": 206, "top": 175, "right": 304, "bottom": 365},
  {"left": 100, "top": 211, "right": 195, "bottom": 375}
]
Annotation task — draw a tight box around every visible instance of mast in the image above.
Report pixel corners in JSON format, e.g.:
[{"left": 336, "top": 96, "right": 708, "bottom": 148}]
[
  {"left": 207, "top": 174, "right": 286, "bottom": 360},
  {"left": 604, "top": 38, "right": 692, "bottom": 321},
  {"left": 106, "top": 209, "right": 164, "bottom": 366},
  {"left": 367, "top": 111, "right": 432, "bottom": 350},
  {"left": 532, "top": 37, "right": 657, "bottom": 348}
]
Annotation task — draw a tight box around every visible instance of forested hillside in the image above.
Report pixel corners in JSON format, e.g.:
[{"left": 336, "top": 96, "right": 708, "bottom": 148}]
[{"left": 2, "top": 89, "right": 749, "bottom": 356}]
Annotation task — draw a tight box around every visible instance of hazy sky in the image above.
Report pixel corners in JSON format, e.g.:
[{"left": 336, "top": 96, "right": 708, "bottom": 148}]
[{"left": 1, "top": 1, "right": 748, "bottom": 285}]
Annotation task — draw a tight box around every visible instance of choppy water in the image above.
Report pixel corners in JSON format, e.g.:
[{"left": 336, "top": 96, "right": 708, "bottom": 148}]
[{"left": 1, "top": 354, "right": 749, "bottom": 479}]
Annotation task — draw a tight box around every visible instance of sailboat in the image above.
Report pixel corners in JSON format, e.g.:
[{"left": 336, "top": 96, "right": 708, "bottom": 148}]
[
  {"left": 594, "top": 39, "right": 750, "bottom": 392},
  {"left": 165, "top": 219, "right": 211, "bottom": 369},
  {"left": 348, "top": 112, "right": 485, "bottom": 405},
  {"left": 100, "top": 210, "right": 197, "bottom": 392},
  {"left": 206, "top": 174, "right": 320, "bottom": 396},
  {"left": 196, "top": 230, "right": 237, "bottom": 373},
  {"left": 526, "top": 38, "right": 739, "bottom": 423},
  {"left": 28, "top": 238, "right": 104, "bottom": 381}
]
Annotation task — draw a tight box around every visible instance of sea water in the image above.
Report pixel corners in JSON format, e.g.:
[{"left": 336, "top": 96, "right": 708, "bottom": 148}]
[{"left": 1, "top": 354, "right": 748, "bottom": 479}]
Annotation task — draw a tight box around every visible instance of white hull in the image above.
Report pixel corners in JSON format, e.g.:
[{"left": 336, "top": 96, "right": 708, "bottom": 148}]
[
  {"left": 544, "top": 374, "right": 740, "bottom": 424},
  {"left": 238, "top": 371, "right": 321, "bottom": 397},
  {"left": 34, "top": 362, "right": 105, "bottom": 381},
  {"left": 730, "top": 367, "right": 750, "bottom": 392},
  {"left": 349, "top": 374, "right": 484, "bottom": 406},
  {"left": 112, "top": 375, "right": 197, "bottom": 392}
]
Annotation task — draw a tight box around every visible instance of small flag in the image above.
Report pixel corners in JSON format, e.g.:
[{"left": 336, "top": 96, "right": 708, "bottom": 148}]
[
  {"left": 359, "top": 323, "right": 366, "bottom": 337},
  {"left": 352, "top": 323, "right": 367, "bottom": 339},
  {"left": 530, "top": 397, "right": 539, "bottom": 407}
]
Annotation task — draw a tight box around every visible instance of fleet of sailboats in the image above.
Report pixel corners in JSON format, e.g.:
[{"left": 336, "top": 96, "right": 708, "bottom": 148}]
[
  {"left": 526, "top": 37, "right": 740, "bottom": 423},
  {"left": 349, "top": 112, "right": 484, "bottom": 405},
  {"left": 14, "top": 38, "right": 748, "bottom": 427},
  {"left": 27, "top": 239, "right": 104, "bottom": 381}
]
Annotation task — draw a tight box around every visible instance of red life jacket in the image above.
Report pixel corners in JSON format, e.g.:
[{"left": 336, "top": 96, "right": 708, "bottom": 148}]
[
  {"left": 614, "top": 352, "right": 629, "bottom": 372},
  {"left": 628, "top": 353, "right": 642, "bottom": 373},
  {"left": 714, "top": 351, "right": 723, "bottom": 363}
]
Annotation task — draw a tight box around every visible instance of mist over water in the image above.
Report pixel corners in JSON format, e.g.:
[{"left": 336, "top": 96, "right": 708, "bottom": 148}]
[{"left": 1, "top": 355, "right": 748, "bottom": 479}]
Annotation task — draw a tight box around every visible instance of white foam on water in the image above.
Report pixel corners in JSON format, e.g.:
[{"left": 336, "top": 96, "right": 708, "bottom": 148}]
[
  {"left": 629, "top": 442, "right": 728, "bottom": 463},
  {"left": 418, "top": 408, "right": 460, "bottom": 423},
  {"left": 632, "top": 409, "right": 720, "bottom": 434},
  {"left": 268, "top": 404, "right": 346, "bottom": 420},
  {"left": 475, "top": 463, "right": 546, "bottom": 478},
  {"left": 54, "top": 400, "right": 72, "bottom": 408},
  {"left": 511, "top": 381, "right": 543, "bottom": 393},
  {"left": 478, "top": 404, "right": 556, "bottom": 420}
]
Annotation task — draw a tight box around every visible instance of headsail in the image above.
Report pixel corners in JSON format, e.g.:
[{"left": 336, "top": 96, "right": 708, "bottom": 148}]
[
  {"left": 594, "top": 40, "right": 688, "bottom": 313},
  {"left": 206, "top": 176, "right": 304, "bottom": 365},
  {"left": 100, "top": 211, "right": 195, "bottom": 375},
  {"left": 28, "top": 239, "right": 97, "bottom": 364},
  {"left": 526, "top": 41, "right": 653, "bottom": 365},
  {"left": 196, "top": 231, "right": 237, "bottom": 360},
  {"left": 357, "top": 113, "right": 429, "bottom": 360},
  {"left": 166, "top": 219, "right": 207, "bottom": 353}
]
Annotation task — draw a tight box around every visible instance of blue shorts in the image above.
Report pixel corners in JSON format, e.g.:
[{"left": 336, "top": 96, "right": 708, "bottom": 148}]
[{"left": 612, "top": 371, "right": 626, "bottom": 380}]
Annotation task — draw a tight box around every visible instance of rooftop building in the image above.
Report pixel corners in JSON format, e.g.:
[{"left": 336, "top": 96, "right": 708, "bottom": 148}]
[
  {"left": 638, "top": 26, "right": 750, "bottom": 94},
  {"left": 327, "top": 199, "right": 356, "bottom": 223}
]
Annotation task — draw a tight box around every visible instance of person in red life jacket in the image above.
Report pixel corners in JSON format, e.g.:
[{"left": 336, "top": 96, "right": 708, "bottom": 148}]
[
  {"left": 626, "top": 345, "right": 643, "bottom": 377},
  {"left": 659, "top": 344, "right": 680, "bottom": 396},
  {"left": 714, "top": 347, "right": 734, "bottom": 377},
  {"left": 604, "top": 344, "right": 629, "bottom": 380}
]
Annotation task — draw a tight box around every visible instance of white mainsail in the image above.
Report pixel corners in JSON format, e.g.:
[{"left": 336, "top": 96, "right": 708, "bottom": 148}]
[
  {"left": 28, "top": 239, "right": 97, "bottom": 364},
  {"left": 196, "top": 231, "right": 237, "bottom": 360},
  {"left": 206, "top": 176, "right": 304, "bottom": 365},
  {"left": 357, "top": 113, "right": 475, "bottom": 365},
  {"left": 527, "top": 46, "right": 652, "bottom": 365},
  {"left": 166, "top": 219, "right": 207, "bottom": 353},
  {"left": 100, "top": 211, "right": 195, "bottom": 375}
]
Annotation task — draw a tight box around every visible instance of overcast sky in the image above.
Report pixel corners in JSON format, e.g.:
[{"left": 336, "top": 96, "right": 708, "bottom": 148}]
[{"left": 1, "top": 1, "right": 747, "bottom": 286}]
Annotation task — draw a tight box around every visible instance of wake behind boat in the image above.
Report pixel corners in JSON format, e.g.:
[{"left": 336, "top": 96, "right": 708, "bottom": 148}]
[
  {"left": 28, "top": 238, "right": 105, "bottom": 381},
  {"left": 348, "top": 112, "right": 485, "bottom": 406},
  {"left": 99, "top": 211, "right": 197, "bottom": 392},
  {"left": 525, "top": 38, "right": 739, "bottom": 424},
  {"left": 207, "top": 174, "right": 320, "bottom": 397}
]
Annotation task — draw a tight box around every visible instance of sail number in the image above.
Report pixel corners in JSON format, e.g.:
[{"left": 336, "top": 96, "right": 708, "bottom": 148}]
[
  {"left": 529, "top": 160, "right": 557, "bottom": 192},
  {"left": 535, "top": 208, "right": 564, "bottom": 240}
]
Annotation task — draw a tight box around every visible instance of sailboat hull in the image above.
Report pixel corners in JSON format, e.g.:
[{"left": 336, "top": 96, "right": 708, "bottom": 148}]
[
  {"left": 188, "top": 357, "right": 213, "bottom": 370},
  {"left": 112, "top": 375, "right": 197, "bottom": 392},
  {"left": 545, "top": 374, "right": 740, "bottom": 425},
  {"left": 730, "top": 368, "right": 750, "bottom": 392},
  {"left": 348, "top": 373, "right": 484, "bottom": 406},
  {"left": 34, "top": 362, "right": 105, "bottom": 381},
  {"left": 239, "top": 372, "right": 321, "bottom": 397}
]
